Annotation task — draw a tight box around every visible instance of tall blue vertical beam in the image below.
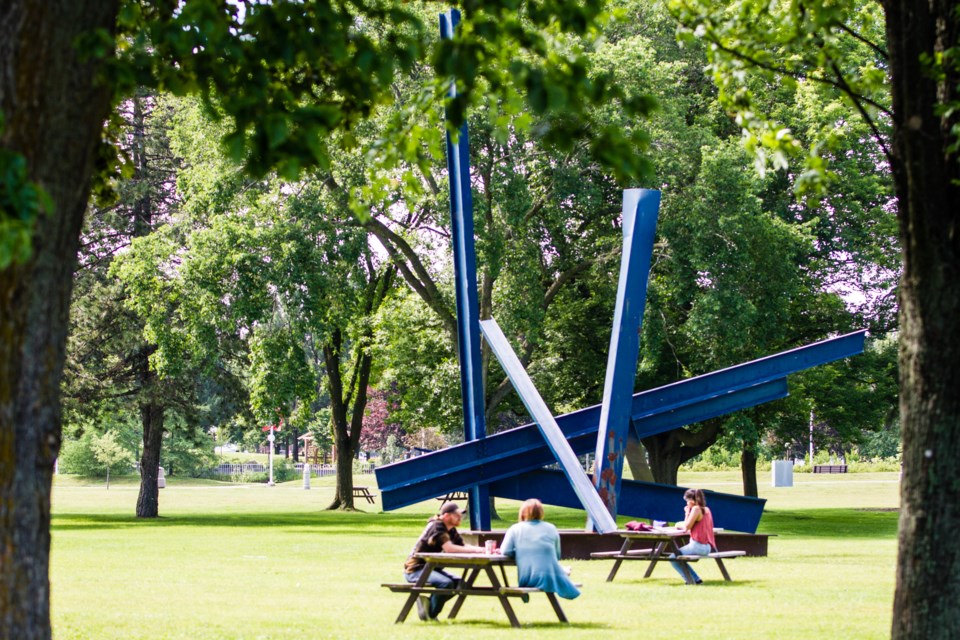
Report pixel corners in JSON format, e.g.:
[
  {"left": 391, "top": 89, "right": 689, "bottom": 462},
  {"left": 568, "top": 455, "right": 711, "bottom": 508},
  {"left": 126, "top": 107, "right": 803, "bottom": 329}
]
[
  {"left": 479, "top": 318, "right": 618, "bottom": 533},
  {"left": 594, "top": 189, "right": 660, "bottom": 520},
  {"left": 439, "top": 9, "right": 490, "bottom": 530}
]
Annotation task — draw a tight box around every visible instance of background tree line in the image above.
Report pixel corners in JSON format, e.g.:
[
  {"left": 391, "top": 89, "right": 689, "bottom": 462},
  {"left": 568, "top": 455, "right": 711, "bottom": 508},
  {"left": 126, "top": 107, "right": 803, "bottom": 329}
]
[{"left": 63, "top": 0, "right": 898, "bottom": 512}]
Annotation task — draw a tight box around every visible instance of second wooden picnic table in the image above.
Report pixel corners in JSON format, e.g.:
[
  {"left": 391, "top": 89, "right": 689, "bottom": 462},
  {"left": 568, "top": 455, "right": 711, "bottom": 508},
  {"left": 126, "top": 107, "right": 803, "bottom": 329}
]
[{"left": 591, "top": 529, "right": 745, "bottom": 584}]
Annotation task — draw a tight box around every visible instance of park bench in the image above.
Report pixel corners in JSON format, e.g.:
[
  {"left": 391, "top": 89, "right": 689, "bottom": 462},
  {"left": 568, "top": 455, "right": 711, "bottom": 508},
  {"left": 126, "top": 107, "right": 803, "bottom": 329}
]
[
  {"left": 436, "top": 491, "right": 470, "bottom": 505},
  {"left": 353, "top": 486, "right": 377, "bottom": 503},
  {"left": 813, "top": 464, "right": 848, "bottom": 473}
]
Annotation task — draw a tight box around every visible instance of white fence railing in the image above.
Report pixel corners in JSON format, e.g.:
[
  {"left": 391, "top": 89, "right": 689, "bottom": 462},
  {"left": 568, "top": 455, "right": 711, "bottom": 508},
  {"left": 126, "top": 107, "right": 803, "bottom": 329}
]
[{"left": 210, "top": 462, "right": 374, "bottom": 476}]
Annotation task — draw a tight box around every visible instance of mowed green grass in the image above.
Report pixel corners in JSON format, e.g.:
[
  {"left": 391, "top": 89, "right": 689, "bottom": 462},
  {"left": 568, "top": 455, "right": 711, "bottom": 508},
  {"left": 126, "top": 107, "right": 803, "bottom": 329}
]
[{"left": 50, "top": 470, "right": 901, "bottom": 639}]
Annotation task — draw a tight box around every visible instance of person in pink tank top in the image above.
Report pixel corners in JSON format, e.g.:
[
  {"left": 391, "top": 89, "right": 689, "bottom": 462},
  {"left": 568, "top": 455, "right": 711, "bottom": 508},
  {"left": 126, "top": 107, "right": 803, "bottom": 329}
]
[{"left": 669, "top": 488, "right": 716, "bottom": 584}]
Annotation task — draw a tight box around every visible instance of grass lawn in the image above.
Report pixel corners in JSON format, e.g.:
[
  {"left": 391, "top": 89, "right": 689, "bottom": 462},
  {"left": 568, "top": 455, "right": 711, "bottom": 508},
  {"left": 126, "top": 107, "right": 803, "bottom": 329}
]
[{"left": 50, "top": 470, "right": 900, "bottom": 639}]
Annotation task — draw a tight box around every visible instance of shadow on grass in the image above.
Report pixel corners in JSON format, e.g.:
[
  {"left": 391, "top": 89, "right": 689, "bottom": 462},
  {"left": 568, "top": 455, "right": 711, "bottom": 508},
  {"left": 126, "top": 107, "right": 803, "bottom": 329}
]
[
  {"left": 612, "top": 577, "right": 760, "bottom": 588},
  {"left": 52, "top": 505, "right": 900, "bottom": 542},
  {"left": 51, "top": 510, "right": 431, "bottom": 532},
  {"left": 442, "top": 620, "right": 609, "bottom": 630},
  {"left": 760, "top": 508, "right": 899, "bottom": 539}
]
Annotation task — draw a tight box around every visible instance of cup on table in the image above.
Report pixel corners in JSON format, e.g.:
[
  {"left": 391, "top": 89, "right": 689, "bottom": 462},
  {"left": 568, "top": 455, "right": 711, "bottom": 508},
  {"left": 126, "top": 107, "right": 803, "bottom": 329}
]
[
  {"left": 653, "top": 520, "right": 666, "bottom": 528},
  {"left": 485, "top": 540, "right": 497, "bottom": 554}
]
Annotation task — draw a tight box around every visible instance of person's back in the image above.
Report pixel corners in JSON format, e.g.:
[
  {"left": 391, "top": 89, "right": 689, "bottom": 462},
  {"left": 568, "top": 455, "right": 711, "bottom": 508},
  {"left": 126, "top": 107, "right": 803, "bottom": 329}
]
[
  {"left": 689, "top": 506, "right": 716, "bottom": 549},
  {"left": 500, "top": 500, "right": 580, "bottom": 600}
]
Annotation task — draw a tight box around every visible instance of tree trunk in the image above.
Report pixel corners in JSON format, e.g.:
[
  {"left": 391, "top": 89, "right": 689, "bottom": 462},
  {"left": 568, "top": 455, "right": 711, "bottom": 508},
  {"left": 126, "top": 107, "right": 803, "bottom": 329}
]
[
  {"left": 642, "top": 431, "right": 684, "bottom": 485},
  {"left": 740, "top": 446, "right": 758, "bottom": 498},
  {"left": 324, "top": 332, "right": 355, "bottom": 510},
  {"left": 885, "top": 2, "right": 960, "bottom": 637},
  {"left": 0, "top": 2, "right": 118, "bottom": 637},
  {"left": 136, "top": 402, "right": 165, "bottom": 518},
  {"left": 642, "top": 421, "right": 723, "bottom": 485}
]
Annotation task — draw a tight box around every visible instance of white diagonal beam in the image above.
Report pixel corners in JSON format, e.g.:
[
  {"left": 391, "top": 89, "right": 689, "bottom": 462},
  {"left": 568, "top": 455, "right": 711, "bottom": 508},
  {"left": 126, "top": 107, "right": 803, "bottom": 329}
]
[{"left": 479, "top": 318, "right": 617, "bottom": 533}]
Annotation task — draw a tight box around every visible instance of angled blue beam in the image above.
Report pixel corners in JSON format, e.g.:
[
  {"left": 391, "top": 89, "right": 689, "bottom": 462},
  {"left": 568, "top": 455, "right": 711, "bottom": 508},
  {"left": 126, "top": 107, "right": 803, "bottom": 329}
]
[
  {"left": 439, "top": 9, "right": 490, "bottom": 530},
  {"left": 375, "top": 330, "right": 864, "bottom": 510},
  {"left": 594, "top": 189, "right": 659, "bottom": 519},
  {"left": 489, "top": 469, "right": 767, "bottom": 533},
  {"left": 628, "top": 330, "right": 865, "bottom": 421},
  {"left": 479, "top": 318, "right": 617, "bottom": 533},
  {"left": 376, "top": 377, "right": 788, "bottom": 511}
]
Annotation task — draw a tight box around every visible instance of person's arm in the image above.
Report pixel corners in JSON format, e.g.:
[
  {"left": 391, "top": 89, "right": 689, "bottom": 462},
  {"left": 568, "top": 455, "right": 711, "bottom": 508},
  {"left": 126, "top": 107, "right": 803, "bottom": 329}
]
[
  {"left": 441, "top": 539, "right": 485, "bottom": 553},
  {"left": 676, "top": 505, "right": 702, "bottom": 531},
  {"left": 500, "top": 526, "right": 517, "bottom": 558}
]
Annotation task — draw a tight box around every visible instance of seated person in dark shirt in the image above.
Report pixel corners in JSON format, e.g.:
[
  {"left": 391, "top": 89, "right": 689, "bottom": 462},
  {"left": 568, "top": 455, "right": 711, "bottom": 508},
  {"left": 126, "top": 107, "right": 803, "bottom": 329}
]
[{"left": 403, "top": 502, "right": 485, "bottom": 621}]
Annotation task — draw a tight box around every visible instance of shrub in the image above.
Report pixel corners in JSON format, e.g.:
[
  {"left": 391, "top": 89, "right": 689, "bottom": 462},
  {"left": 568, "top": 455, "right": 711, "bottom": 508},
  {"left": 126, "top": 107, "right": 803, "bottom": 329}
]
[{"left": 59, "top": 432, "right": 136, "bottom": 477}]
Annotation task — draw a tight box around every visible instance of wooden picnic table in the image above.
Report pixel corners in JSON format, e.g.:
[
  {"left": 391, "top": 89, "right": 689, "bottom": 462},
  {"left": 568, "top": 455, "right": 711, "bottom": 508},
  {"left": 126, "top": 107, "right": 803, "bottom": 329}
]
[
  {"left": 384, "top": 552, "right": 569, "bottom": 628},
  {"left": 352, "top": 486, "right": 377, "bottom": 504},
  {"left": 436, "top": 491, "right": 470, "bottom": 505},
  {"left": 590, "top": 529, "right": 745, "bottom": 584}
]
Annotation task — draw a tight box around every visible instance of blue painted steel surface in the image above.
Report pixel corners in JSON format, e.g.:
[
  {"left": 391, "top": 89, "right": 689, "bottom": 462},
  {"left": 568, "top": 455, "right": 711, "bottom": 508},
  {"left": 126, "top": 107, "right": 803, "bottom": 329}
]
[
  {"left": 375, "top": 377, "right": 788, "bottom": 512},
  {"left": 439, "top": 9, "right": 490, "bottom": 529},
  {"left": 628, "top": 330, "right": 865, "bottom": 419},
  {"left": 488, "top": 469, "right": 767, "bottom": 533},
  {"left": 479, "top": 318, "right": 618, "bottom": 532},
  {"left": 375, "top": 329, "right": 863, "bottom": 520},
  {"left": 594, "top": 189, "right": 660, "bottom": 518}
]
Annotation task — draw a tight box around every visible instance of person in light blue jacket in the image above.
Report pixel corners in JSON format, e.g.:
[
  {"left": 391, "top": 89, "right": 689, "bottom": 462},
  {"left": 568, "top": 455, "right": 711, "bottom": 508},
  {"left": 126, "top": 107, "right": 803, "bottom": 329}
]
[{"left": 500, "top": 498, "right": 580, "bottom": 600}]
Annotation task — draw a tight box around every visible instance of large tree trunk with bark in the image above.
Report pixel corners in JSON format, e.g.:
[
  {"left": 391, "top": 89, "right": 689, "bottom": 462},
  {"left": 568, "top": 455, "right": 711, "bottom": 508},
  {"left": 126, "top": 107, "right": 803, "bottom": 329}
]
[
  {"left": 137, "top": 401, "right": 165, "bottom": 518},
  {"left": 642, "top": 421, "right": 723, "bottom": 485},
  {"left": 885, "top": 2, "right": 960, "bottom": 637},
  {"left": 0, "top": 2, "right": 118, "bottom": 637},
  {"left": 324, "top": 329, "right": 371, "bottom": 511},
  {"left": 740, "top": 446, "right": 758, "bottom": 498}
]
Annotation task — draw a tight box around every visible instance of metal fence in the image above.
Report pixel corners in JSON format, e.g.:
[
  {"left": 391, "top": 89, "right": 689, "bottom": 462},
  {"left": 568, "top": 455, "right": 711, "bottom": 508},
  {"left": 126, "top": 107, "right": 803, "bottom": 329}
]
[{"left": 210, "top": 462, "right": 375, "bottom": 477}]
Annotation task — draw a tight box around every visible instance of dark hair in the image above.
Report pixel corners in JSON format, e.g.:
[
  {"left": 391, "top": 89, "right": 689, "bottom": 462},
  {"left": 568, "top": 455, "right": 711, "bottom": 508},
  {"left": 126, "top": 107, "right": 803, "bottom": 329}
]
[
  {"left": 519, "top": 498, "right": 545, "bottom": 522},
  {"left": 683, "top": 488, "right": 708, "bottom": 511}
]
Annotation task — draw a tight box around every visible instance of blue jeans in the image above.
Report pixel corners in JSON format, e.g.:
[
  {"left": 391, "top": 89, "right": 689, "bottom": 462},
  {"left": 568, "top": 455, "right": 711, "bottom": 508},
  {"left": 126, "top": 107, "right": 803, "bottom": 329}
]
[
  {"left": 404, "top": 568, "right": 459, "bottom": 618},
  {"left": 669, "top": 540, "right": 711, "bottom": 583}
]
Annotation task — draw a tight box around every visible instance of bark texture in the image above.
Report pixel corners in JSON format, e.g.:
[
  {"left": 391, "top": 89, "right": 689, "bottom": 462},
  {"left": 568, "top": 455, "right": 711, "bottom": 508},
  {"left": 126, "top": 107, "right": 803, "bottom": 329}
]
[
  {"left": 885, "top": 1, "right": 960, "bottom": 637},
  {"left": 137, "top": 400, "right": 165, "bottom": 518},
  {"left": 740, "top": 447, "right": 758, "bottom": 498},
  {"left": 642, "top": 421, "right": 721, "bottom": 485},
  {"left": 0, "top": 2, "right": 118, "bottom": 637}
]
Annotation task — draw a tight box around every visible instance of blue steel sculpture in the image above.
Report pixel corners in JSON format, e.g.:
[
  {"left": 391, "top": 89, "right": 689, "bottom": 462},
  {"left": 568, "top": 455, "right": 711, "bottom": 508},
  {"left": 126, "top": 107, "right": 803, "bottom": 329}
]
[
  {"left": 593, "top": 189, "right": 659, "bottom": 521},
  {"left": 439, "top": 9, "right": 490, "bottom": 530},
  {"left": 373, "top": 9, "right": 866, "bottom": 533}
]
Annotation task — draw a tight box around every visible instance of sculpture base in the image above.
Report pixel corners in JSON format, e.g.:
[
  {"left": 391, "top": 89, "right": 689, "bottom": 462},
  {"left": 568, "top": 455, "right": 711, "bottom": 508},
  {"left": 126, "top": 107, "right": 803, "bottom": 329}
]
[{"left": 462, "top": 529, "right": 771, "bottom": 559}]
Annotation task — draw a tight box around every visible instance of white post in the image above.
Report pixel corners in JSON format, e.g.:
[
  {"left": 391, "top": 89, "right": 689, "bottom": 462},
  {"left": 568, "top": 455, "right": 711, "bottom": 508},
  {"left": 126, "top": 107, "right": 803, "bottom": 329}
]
[
  {"left": 809, "top": 409, "right": 815, "bottom": 463},
  {"left": 267, "top": 426, "right": 276, "bottom": 487},
  {"left": 302, "top": 462, "right": 310, "bottom": 490}
]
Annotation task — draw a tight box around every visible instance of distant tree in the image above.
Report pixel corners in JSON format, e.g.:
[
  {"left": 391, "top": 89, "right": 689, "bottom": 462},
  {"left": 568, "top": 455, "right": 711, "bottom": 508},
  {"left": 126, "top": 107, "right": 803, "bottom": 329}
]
[
  {"left": 91, "top": 431, "right": 135, "bottom": 490},
  {"left": 358, "top": 387, "right": 403, "bottom": 454}
]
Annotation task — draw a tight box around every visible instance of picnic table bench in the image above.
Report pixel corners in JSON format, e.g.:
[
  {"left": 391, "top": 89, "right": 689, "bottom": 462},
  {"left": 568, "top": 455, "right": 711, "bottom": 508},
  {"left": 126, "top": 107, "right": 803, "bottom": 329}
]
[
  {"left": 813, "top": 464, "right": 848, "bottom": 473},
  {"left": 383, "top": 553, "right": 570, "bottom": 627},
  {"left": 436, "top": 491, "right": 470, "bottom": 505},
  {"left": 353, "top": 486, "right": 377, "bottom": 504},
  {"left": 590, "top": 529, "right": 746, "bottom": 584}
]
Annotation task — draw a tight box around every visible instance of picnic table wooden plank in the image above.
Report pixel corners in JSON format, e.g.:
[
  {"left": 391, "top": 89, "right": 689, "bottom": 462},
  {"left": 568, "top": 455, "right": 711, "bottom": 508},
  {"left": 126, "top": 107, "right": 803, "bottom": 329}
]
[
  {"left": 352, "top": 486, "right": 377, "bottom": 504},
  {"left": 593, "top": 531, "right": 745, "bottom": 584},
  {"left": 386, "top": 553, "right": 569, "bottom": 627}
]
